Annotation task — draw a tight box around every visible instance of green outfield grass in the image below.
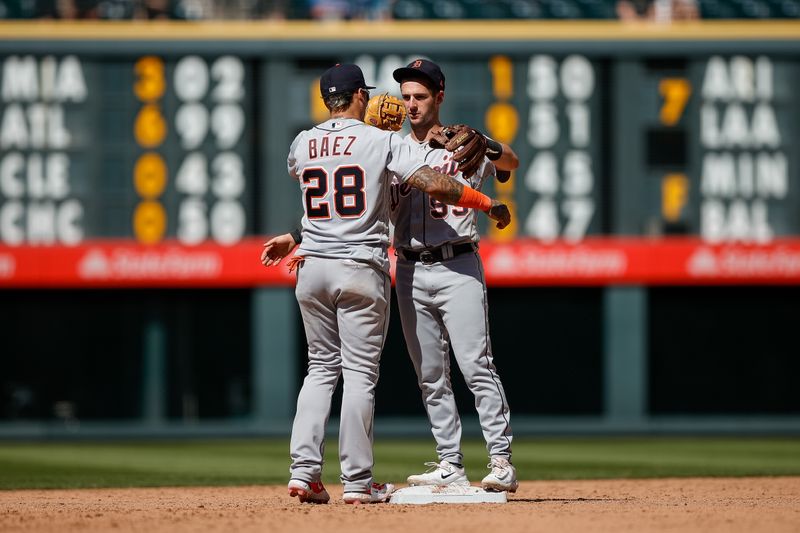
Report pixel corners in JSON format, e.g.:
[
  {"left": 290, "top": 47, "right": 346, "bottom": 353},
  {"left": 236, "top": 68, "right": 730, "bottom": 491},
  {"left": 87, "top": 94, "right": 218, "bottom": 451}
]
[{"left": 0, "top": 437, "right": 798, "bottom": 490}]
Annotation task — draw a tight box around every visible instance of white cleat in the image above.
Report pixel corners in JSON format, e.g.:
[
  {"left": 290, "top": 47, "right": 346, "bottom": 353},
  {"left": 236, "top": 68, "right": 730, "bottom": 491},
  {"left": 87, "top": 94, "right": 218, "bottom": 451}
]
[
  {"left": 481, "top": 456, "right": 519, "bottom": 493},
  {"left": 343, "top": 482, "right": 395, "bottom": 504},
  {"left": 407, "top": 460, "right": 470, "bottom": 487}
]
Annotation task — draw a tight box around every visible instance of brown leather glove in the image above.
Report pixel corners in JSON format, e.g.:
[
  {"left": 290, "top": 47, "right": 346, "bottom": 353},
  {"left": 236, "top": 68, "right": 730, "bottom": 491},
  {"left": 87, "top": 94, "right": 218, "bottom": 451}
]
[{"left": 429, "top": 124, "right": 488, "bottom": 178}]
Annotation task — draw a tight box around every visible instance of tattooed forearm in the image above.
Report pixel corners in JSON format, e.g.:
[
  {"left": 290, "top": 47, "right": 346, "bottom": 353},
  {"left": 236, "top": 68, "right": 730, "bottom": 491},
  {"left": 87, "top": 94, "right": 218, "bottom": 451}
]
[{"left": 406, "top": 165, "right": 464, "bottom": 205}]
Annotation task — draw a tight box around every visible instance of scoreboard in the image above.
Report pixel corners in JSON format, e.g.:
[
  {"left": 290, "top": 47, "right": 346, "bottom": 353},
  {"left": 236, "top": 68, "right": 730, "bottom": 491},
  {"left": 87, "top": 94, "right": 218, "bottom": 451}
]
[
  {"left": 637, "top": 55, "right": 798, "bottom": 242},
  {"left": 0, "top": 21, "right": 799, "bottom": 287},
  {"left": 0, "top": 54, "right": 254, "bottom": 246}
]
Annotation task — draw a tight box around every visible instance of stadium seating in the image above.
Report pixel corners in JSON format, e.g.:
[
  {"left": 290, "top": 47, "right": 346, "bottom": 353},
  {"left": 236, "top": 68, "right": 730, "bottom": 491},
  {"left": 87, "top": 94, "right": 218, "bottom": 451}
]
[
  {"left": 389, "top": 0, "right": 800, "bottom": 18},
  {"left": 0, "top": 0, "right": 797, "bottom": 21}
]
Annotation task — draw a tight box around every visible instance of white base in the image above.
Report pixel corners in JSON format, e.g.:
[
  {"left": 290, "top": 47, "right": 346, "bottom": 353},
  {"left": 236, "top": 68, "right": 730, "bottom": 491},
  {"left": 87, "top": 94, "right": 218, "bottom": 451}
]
[{"left": 389, "top": 485, "right": 507, "bottom": 504}]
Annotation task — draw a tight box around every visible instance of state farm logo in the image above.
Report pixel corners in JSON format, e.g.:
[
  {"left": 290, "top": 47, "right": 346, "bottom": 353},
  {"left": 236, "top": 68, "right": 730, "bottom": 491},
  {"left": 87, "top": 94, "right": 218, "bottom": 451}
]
[
  {"left": 488, "top": 248, "right": 516, "bottom": 274},
  {"left": 0, "top": 253, "right": 15, "bottom": 278},
  {"left": 687, "top": 248, "right": 719, "bottom": 276},
  {"left": 78, "top": 249, "right": 111, "bottom": 278},
  {"left": 687, "top": 246, "right": 800, "bottom": 278},
  {"left": 78, "top": 247, "right": 222, "bottom": 280},
  {"left": 487, "top": 246, "right": 627, "bottom": 278}
]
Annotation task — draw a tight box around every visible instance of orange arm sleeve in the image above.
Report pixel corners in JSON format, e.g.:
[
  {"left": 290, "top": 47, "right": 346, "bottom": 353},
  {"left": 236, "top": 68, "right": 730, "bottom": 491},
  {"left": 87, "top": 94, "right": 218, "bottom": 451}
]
[{"left": 455, "top": 186, "right": 492, "bottom": 211}]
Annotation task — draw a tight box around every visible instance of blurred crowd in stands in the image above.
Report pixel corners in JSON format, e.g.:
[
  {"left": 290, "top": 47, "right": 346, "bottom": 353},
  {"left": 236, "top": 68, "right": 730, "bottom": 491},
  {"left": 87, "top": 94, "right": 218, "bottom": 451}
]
[{"left": 0, "top": 0, "right": 796, "bottom": 21}]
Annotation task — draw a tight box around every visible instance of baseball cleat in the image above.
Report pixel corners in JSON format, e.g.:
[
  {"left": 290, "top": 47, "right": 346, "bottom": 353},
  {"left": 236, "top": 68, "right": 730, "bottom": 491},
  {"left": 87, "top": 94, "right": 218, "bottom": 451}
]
[
  {"left": 342, "top": 482, "right": 395, "bottom": 504},
  {"left": 407, "top": 460, "right": 470, "bottom": 487},
  {"left": 287, "top": 479, "right": 330, "bottom": 504},
  {"left": 481, "top": 456, "right": 519, "bottom": 493}
]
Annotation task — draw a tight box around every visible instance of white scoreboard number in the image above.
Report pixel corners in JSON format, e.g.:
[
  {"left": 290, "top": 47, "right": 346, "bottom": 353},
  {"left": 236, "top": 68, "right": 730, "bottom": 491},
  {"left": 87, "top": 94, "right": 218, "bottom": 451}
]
[
  {"left": 173, "top": 55, "right": 247, "bottom": 246},
  {"left": 524, "top": 54, "right": 597, "bottom": 243}
]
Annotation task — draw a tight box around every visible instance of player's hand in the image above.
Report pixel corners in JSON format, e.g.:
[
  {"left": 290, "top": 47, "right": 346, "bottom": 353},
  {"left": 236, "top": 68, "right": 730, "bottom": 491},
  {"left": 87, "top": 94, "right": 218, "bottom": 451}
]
[
  {"left": 496, "top": 169, "right": 511, "bottom": 183},
  {"left": 486, "top": 200, "right": 511, "bottom": 229},
  {"left": 261, "top": 233, "right": 298, "bottom": 267}
]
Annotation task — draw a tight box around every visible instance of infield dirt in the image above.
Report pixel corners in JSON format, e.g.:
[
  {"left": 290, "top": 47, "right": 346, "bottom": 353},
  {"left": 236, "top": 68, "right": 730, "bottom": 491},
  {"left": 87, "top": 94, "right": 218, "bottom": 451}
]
[{"left": 1, "top": 477, "right": 798, "bottom": 532}]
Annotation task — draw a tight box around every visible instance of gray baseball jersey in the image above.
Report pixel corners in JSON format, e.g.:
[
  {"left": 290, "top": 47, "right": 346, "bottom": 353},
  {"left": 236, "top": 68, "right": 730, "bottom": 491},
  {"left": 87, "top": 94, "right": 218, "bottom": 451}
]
[
  {"left": 391, "top": 136, "right": 513, "bottom": 465},
  {"left": 289, "top": 118, "right": 425, "bottom": 272},
  {"left": 390, "top": 137, "right": 495, "bottom": 250},
  {"left": 288, "top": 117, "right": 425, "bottom": 494}
]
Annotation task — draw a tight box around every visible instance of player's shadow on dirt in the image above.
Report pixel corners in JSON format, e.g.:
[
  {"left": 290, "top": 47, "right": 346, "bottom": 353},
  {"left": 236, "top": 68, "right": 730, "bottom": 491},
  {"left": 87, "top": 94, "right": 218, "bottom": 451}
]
[{"left": 509, "top": 497, "right": 623, "bottom": 503}]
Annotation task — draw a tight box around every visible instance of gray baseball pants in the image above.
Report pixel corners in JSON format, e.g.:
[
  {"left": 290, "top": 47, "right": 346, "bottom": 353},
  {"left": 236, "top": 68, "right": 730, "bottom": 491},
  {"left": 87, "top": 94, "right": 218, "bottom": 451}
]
[
  {"left": 289, "top": 256, "right": 390, "bottom": 493},
  {"left": 396, "top": 251, "right": 513, "bottom": 464}
]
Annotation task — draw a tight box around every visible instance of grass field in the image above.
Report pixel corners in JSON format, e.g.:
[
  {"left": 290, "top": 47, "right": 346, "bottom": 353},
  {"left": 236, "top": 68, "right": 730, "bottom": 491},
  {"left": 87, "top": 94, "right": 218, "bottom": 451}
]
[{"left": 1, "top": 437, "right": 799, "bottom": 490}]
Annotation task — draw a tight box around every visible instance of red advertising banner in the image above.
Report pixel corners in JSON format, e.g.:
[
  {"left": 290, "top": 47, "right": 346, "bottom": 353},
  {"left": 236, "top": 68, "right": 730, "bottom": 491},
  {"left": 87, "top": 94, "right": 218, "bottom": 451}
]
[
  {"left": 2, "top": 237, "right": 800, "bottom": 288},
  {"left": 0, "top": 238, "right": 295, "bottom": 288},
  {"left": 479, "top": 238, "right": 800, "bottom": 286}
]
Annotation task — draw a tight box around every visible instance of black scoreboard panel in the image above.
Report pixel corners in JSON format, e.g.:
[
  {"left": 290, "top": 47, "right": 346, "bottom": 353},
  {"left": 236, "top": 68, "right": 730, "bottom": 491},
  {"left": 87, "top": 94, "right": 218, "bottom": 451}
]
[
  {"left": 639, "top": 56, "right": 800, "bottom": 240},
  {"left": 1, "top": 46, "right": 799, "bottom": 249},
  {"left": 0, "top": 54, "right": 255, "bottom": 245}
]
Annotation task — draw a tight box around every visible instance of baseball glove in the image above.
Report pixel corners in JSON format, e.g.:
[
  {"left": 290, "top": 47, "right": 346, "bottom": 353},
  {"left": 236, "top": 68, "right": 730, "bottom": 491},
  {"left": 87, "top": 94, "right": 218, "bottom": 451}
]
[
  {"left": 365, "top": 93, "right": 406, "bottom": 132},
  {"left": 429, "top": 124, "right": 487, "bottom": 178}
]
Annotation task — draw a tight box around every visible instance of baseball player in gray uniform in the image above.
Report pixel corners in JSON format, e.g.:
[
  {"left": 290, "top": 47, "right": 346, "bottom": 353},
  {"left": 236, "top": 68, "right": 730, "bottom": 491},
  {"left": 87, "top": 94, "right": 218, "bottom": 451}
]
[
  {"left": 391, "top": 59, "right": 520, "bottom": 492},
  {"left": 267, "top": 63, "right": 511, "bottom": 505}
]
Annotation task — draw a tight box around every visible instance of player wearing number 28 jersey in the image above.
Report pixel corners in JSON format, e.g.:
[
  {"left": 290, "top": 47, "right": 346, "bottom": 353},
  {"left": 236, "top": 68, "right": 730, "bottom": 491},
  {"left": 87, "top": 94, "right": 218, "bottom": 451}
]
[
  {"left": 283, "top": 63, "right": 510, "bottom": 505},
  {"left": 289, "top": 112, "right": 423, "bottom": 273}
]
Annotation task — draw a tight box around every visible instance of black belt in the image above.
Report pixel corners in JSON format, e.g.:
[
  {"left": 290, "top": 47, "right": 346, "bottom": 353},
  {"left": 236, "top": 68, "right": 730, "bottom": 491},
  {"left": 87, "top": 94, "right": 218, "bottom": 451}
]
[{"left": 399, "top": 243, "right": 477, "bottom": 265}]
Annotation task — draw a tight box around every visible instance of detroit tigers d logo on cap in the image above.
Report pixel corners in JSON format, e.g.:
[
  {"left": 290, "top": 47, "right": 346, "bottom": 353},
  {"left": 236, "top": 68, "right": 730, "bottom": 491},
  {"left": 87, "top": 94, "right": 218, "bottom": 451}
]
[{"left": 392, "top": 59, "right": 446, "bottom": 91}]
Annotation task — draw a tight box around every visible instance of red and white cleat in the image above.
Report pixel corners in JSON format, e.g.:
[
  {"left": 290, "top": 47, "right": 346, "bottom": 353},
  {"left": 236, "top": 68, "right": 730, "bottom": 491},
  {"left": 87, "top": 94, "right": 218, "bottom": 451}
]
[
  {"left": 343, "top": 482, "right": 395, "bottom": 504},
  {"left": 287, "top": 479, "right": 330, "bottom": 504}
]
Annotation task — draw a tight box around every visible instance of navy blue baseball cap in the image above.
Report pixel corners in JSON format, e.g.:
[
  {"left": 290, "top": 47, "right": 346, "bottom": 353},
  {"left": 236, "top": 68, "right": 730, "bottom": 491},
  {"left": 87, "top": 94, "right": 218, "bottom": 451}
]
[
  {"left": 320, "top": 64, "right": 375, "bottom": 97},
  {"left": 393, "top": 59, "right": 445, "bottom": 91}
]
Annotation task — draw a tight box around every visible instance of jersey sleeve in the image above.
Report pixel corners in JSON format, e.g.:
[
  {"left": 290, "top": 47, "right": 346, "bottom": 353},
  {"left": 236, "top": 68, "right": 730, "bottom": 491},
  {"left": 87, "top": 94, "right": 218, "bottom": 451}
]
[
  {"left": 287, "top": 132, "right": 304, "bottom": 180},
  {"left": 386, "top": 132, "right": 427, "bottom": 183},
  {"left": 472, "top": 157, "right": 496, "bottom": 190}
]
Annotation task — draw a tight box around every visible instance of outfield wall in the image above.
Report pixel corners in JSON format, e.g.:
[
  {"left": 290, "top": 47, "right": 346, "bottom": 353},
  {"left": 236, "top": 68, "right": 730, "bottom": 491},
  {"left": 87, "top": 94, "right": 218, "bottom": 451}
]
[{"left": 1, "top": 21, "right": 799, "bottom": 437}]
